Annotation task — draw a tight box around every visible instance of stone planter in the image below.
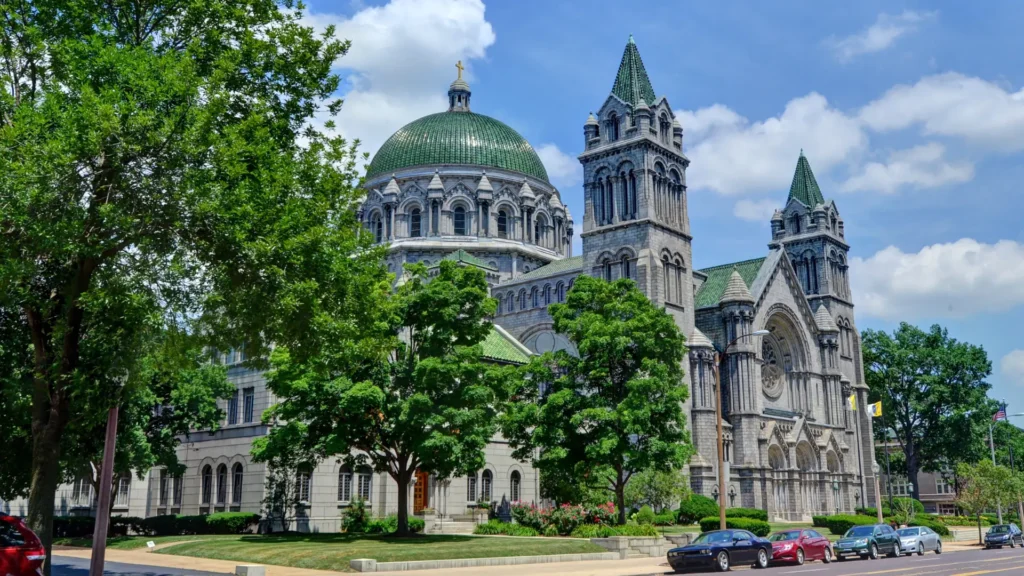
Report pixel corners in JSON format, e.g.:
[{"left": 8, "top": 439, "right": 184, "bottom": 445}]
[
  {"left": 422, "top": 511, "right": 438, "bottom": 534},
  {"left": 472, "top": 509, "right": 489, "bottom": 525}
]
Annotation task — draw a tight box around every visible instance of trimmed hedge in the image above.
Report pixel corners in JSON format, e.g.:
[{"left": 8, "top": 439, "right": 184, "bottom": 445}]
[
  {"left": 677, "top": 494, "right": 718, "bottom": 525},
  {"left": 52, "top": 517, "right": 95, "bottom": 539},
  {"left": 634, "top": 505, "right": 656, "bottom": 525},
  {"left": 823, "top": 514, "right": 878, "bottom": 536},
  {"left": 653, "top": 512, "right": 676, "bottom": 526},
  {"left": 205, "top": 513, "right": 261, "bottom": 534},
  {"left": 473, "top": 520, "right": 539, "bottom": 537},
  {"left": 364, "top": 516, "right": 425, "bottom": 535},
  {"left": 812, "top": 515, "right": 829, "bottom": 528},
  {"left": 726, "top": 508, "right": 768, "bottom": 522},
  {"left": 570, "top": 524, "right": 619, "bottom": 538},
  {"left": 908, "top": 520, "right": 949, "bottom": 536},
  {"left": 698, "top": 516, "right": 771, "bottom": 537}
]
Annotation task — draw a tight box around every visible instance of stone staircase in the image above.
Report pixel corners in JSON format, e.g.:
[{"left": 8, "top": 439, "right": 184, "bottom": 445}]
[{"left": 426, "top": 517, "right": 478, "bottom": 534}]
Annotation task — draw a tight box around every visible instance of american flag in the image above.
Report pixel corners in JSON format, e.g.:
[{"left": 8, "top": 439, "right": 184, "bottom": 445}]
[{"left": 993, "top": 404, "right": 1007, "bottom": 422}]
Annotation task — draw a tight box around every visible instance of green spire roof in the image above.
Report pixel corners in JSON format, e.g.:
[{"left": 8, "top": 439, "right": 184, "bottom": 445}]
[
  {"left": 611, "top": 36, "right": 657, "bottom": 107},
  {"left": 694, "top": 257, "right": 766, "bottom": 309},
  {"left": 441, "top": 249, "right": 498, "bottom": 271},
  {"left": 787, "top": 151, "right": 825, "bottom": 207}
]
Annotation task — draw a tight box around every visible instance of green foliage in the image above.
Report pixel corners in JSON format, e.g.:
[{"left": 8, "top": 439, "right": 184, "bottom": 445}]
[
  {"left": 863, "top": 324, "right": 994, "bottom": 501},
  {"left": 204, "top": 513, "right": 261, "bottom": 535},
  {"left": 543, "top": 524, "right": 560, "bottom": 537},
  {"left": 698, "top": 517, "right": 771, "bottom": 537},
  {"left": 822, "top": 514, "right": 878, "bottom": 536},
  {"left": 51, "top": 517, "right": 95, "bottom": 539},
  {"left": 510, "top": 502, "right": 545, "bottom": 531},
  {"left": 544, "top": 504, "right": 591, "bottom": 536},
  {"left": 624, "top": 469, "right": 689, "bottom": 513},
  {"left": 138, "top": 515, "right": 180, "bottom": 536},
  {"left": 955, "top": 459, "right": 1020, "bottom": 545},
  {"left": 613, "top": 523, "right": 660, "bottom": 537},
  {"left": 365, "top": 516, "right": 424, "bottom": 535},
  {"left": 634, "top": 505, "right": 656, "bottom": 525},
  {"left": 342, "top": 498, "right": 372, "bottom": 533},
  {"left": 812, "top": 515, "right": 829, "bottom": 528},
  {"left": 253, "top": 261, "right": 514, "bottom": 536},
  {"left": 569, "top": 524, "right": 619, "bottom": 538},
  {"left": 653, "top": 512, "right": 676, "bottom": 526},
  {"left": 726, "top": 508, "right": 769, "bottom": 521},
  {"left": 677, "top": 494, "right": 719, "bottom": 525},
  {"left": 909, "top": 520, "right": 950, "bottom": 536},
  {"left": 472, "top": 520, "right": 539, "bottom": 537}
]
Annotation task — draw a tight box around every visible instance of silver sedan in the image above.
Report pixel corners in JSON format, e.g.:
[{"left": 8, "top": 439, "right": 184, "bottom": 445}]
[{"left": 897, "top": 526, "right": 943, "bottom": 555}]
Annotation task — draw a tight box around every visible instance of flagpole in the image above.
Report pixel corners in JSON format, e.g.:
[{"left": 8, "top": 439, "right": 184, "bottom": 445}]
[
  {"left": 991, "top": 417, "right": 1003, "bottom": 524},
  {"left": 880, "top": 397, "right": 895, "bottom": 513}
]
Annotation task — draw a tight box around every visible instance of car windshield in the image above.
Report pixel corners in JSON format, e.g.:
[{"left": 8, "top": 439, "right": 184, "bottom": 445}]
[
  {"left": 692, "top": 531, "right": 733, "bottom": 545},
  {"left": 845, "top": 526, "right": 875, "bottom": 538},
  {"left": 770, "top": 531, "right": 802, "bottom": 542},
  {"left": 897, "top": 528, "right": 920, "bottom": 537},
  {"left": 990, "top": 525, "right": 1010, "bottom": 534}
]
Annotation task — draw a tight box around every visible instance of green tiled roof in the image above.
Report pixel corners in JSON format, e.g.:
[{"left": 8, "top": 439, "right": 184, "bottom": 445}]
[
  {"left": 367, "top": 112, "right": 550, "bottom": 183},
  {"left": 442, "top": 249, "right": 498, "bottom": 271},
  {"left": 694, "top": 257, "right": 767, "bottom": 309},
  {"left": 514, "top": 255, "right": 584, "bottom": 282},
  {"left": 480, "top": 326, "right": 531, "bottom": 364},
  {"left": 611, "top": 36, "right": 657, "bottom": 107},
  {"left": 788, "top": 152, "right": 825, "bottom": 207}
]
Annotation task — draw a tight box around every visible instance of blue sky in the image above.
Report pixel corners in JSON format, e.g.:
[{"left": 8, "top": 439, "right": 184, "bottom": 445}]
[{"left": 306, "top": 0, "right": 1024, "bottom": 410}]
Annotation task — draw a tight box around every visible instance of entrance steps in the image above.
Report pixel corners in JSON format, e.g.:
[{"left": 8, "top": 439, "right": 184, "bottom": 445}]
[{"left": 427, "top": 520, "right": 478, "bottom": 534}]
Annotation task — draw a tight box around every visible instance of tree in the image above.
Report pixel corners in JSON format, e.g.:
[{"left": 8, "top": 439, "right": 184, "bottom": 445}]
[
  {"left": 501, "top": 275, "right": 693, "bottom": 524},
  {"left": 862, "top": 323, "right": 993, "bottom": 502},
  {"left": 956, "top": 460, "right": 1017, "bottom": 544},
  {"left": 624, "top": 469, "right": 689, "bottom": 513},
  {"left": 1, "top": 1, "right": 378, "bottom": 568},
  {"left": 252, "top": 261, "right": 517, "bottom": 536}
]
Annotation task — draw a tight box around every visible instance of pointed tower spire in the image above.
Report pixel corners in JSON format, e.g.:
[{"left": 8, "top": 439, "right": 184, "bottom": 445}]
[
  {"left": 611, "top": 36, "right": 656, "bottom": 106},
  {"left": 719, "top": 268, "right": 754, "bottom": 304},
  {"left": 787, "top": 152, "right": 825, "bottom": 207}
]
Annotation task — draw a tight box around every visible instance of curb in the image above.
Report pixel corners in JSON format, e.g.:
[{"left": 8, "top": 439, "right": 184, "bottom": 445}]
[{"left": 350, "top": 551, "right": 621, "bottom": 572}]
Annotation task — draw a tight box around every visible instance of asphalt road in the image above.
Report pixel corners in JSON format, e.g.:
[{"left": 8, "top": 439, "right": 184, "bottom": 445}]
[
  {"left": 664, "top": 545, "right": 1024, "bottom": 575},
  {"left": 51, "top": 556, "right": 228, "bottom": 576}
]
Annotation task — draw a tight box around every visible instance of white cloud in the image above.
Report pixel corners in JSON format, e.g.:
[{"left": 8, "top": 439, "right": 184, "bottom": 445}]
[
  {"left": 676, "top": 93, "right": 867, "bottom": 196},
  {"left": 535, "top": 144, "right": 583, "bottom": 189},
  {"left": 840, "top": 143, "right": 974, "bottom": 194},
  {"left": 1000, "top": 350, "right": 1024, "bottom": 387},
  {"left": 733, "top": 199, "right": 779, "bottom": 222},
  {"left": 826, "top": 11, "right": 935, "bottom": 62},
  {"left": 302, "top": 0, "right": 496, "bottom": 159},
  {"left": 850, "top": 239, "right": 1024, "bottom": 319},
  {"left": 859, "top": 72, "right": 1024, "bottom": 150}
]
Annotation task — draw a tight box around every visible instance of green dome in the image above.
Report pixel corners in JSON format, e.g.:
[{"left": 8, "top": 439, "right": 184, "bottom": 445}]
[{"left": 367, "top": 112, "right": 550, "bottom": 183}]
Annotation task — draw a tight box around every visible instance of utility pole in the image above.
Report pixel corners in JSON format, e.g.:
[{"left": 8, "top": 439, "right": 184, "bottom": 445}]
[
  {"left": 880, "top": 393, "right": 895, "bottom": 512},
  {"left": 89, "top": 406, "right": 119, "bottom": 576},
  {"left": 990, "top": 423, "right": 1003, "bottom": 524}
]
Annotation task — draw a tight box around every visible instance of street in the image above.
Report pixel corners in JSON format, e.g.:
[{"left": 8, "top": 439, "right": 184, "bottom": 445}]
[{"left": 52, "top": 556, "right": 228, "bottom": 576}]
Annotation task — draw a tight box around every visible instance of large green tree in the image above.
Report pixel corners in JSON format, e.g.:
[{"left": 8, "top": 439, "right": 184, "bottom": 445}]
[
  {"left": 0, "top": 0, "right": 381, "bottom": 568},
  {"left": 863, "top": 323, "right": 993, "bottom": 502},
  {"left": 500, "top": 276, "right": 692, "bottom": 524},
  {"left": 956, "top": 460, "right": 1019, "bottom": 543},
  {"left": 252, "top": 261, "right": 517, "bottom": 536}
]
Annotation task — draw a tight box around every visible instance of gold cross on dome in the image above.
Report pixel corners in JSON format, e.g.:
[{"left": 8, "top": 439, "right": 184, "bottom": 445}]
[{"left": 456, "top": 60, "right": 464, "bottom": 80}]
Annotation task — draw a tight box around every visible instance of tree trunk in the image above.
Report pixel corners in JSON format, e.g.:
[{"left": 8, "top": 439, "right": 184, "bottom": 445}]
[
  {"left": 27, "top": 421, "right": 64, "bottom": 576},
  {"left": 905, "top": 438, "right": 920, "bottom": 504},
  {"left": 977, "top": 514, "right": 982, "bottom": 545},
  {"left": 615, "top": 470, "right": 626, "bottom": 525},
  {"left": 393, "top": 466, "right": 413, "bottom": 537}
]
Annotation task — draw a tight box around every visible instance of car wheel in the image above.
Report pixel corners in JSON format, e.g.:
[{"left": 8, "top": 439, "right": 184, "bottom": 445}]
[
  {"left": 716, "top": 550, "right": 730, "bottom": 572},
  {"left": 887, "top": 541, "right": 900, "bottom": 558},
  {"left": 936, "top": 541, "right": 942, "bottom": 555},
  {"left": 1012, "top": 539, "right": 1017, "bottom": 549},
  {"left": 754, "top": 548, "right": 769, "bottom": 569},
  {"left": 823, "top": 547, "right": 833, "bottom": 564},
  {"left": 869, "top": 543, "right": 879, "bottom": 559},
  {"left": 917, "top": 541, "right": 924, "bottom": 556},
  {"left": 795, "top": 548, "right": 804, "bottom": 565},
  {"left": 837, "top": 554, "right": 846, "bottom": 562}
]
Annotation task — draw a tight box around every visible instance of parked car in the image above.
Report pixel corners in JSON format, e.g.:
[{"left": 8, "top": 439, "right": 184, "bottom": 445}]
[
  {"left": 768, "top": 528, "right": 833, "bottom": 565},
  {"left": 667, "top": 529, "right": 771, "bottom": 572},
  {"left": 985, "top": 524, "right": 1024, "bottom": 549},
  {"left": 0, "top": 515, "right": 45, "bottom": 576},
  {"left": 897, "top": 526, "right": 943, "bottom": 555},
  {"left": 833, "top": 523, "right": 901, "bottom": 560}
]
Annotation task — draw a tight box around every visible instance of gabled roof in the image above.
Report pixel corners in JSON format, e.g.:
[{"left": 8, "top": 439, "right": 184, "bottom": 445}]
[
  {"left": 480, "top": 325, "right": 532, "bottom": 364},
  {"left": 441, "top": 249, "right": 498, "bottom": 272},
  {"left": 788, "top": 151, "right": 825, "bottom": 207},
  {"left": 511, "top": 255, "right": 584, "bottom": 283},
  {"left": 610, "top": 35, "right": 657, "bottom": 107},
  {"left": 694, "top": 258, "right": 766, "bottom": 309}
]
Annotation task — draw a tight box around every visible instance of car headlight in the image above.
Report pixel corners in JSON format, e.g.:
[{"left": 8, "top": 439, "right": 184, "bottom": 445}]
[
  {"left": 699, "top": 548, "right": 711, "bottom": 555},
  {"left": 780, "top": 543, "right": 793, "bottom": 551},
  {"left": 856, "top": 539, "right": 868, "bottom": 545}
]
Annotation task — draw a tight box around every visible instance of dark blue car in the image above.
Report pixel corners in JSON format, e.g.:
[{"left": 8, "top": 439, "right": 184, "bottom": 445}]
[{"left": 667, "top": 529, "right": 772, "bottom": 572}]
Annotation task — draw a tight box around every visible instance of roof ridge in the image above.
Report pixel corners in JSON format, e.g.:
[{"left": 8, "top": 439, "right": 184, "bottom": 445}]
[{"left": 697, "top": 256, "right": 767, "bottom": 273}]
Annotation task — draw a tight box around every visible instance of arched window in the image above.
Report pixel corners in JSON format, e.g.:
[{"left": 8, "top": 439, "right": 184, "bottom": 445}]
[
  {"left": 506, "top": 292, "right": 515, "bottom": 314},
  {"left": 675, "top": 259, "right": 684, "bottom": 304},
  {"left": 410, "top": 208, "right": 421, "bottom": 237},
  {"left": 297, "top": 467, "right": 311, "bottom": 503},
  {"left": 555, "top": 282, "right": 565, "bottom": 303},
  {"left": 660, "top": 113, "right": 670, "bottom": 142},
  {"left": 201, "top": 465, "right": 212, "bottom": 504},
  {"left": 371, "top": 213, "right": 383, "bottom": 243},
  {"left": 596, "top": 178, "right": 606, "bottom": 225},
  {"left": 603, "top": 258, "right": 612, "bottom": 281},
  {"left": 356, "top": 467, "right": 372, "bottom": 500},
  {"left": 497, "top": 210, "right": 508, "bottom": 238},
  {"left": 216, "top": 464, "right": 228, "bottom": 505},
  {"left": 453, "top": 206, "right": 466, "bottom": 236},
  {"left": 543, "top": 285, "right": 551, "bottom": 305},
  {"left": 466, "top": 472, "right": 478, "bottom": 502},
  {"left": 531, "top": 287, "right": 539, "bottom": 308},
  {"left": 519, "top": 289, "right": 527, "bottom": 311},
  {"left": 338, "top": 466, "right": 352, "bottom": 502},
  {"left": 481, "top": 470, "right": 493, "bottom": 502},
  {"left": 431, "top": 201, "right": 440, "bottom": 235},
  {"left": 232, "top": 463, "right": 243, "bottom": 504},
  {"left": 495, "top": 295, "right": 503, "bottom": 316},
  {"left": 663, "top": 257, "right": 672, "bottom": 303},
  {"left": 628, "top": 171, "right": 637, "bottom": 220},
  {"left": 791, "top": 214, "right": 801, "bottom": 234},
  {"left": 510, "top": 471, "right": 521, "bottom": 502},
  {"left": 609, "top": 112, "right": 619, "bottom": 141},
  {"left": 621, "top": 255, "right": 631, "bottom": 280}
]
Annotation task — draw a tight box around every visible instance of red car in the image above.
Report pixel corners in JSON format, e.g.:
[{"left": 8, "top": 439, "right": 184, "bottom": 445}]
[
  {"left": 0, "top": 515, "right": 45, "bottom": 576},
  {"left": 769, "top": 528, "right": 834, "bottom": 565}
]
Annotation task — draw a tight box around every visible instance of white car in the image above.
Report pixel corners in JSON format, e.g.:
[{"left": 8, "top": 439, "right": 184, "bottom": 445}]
[{"left": 896, "top": 526, "right": 943, "bottom": 556}]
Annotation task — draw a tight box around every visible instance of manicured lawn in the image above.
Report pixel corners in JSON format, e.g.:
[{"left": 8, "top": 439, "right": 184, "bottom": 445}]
[
  {"left": 53, "top": 535, "right": 239, "bottom": 550},
  {"left": 154, "top": 533, "right": 608, "bottom": 572}
]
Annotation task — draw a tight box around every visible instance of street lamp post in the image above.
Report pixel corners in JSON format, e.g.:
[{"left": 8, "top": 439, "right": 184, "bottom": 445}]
[
  {"left": 711, "top": 329, "right": 770, "bottom": 530},
  {"left": 832, "top": 480, "right": 840, "bottom": 516},
  {"left": 872, "top": 462, "right": 883, "bottom": 524}
]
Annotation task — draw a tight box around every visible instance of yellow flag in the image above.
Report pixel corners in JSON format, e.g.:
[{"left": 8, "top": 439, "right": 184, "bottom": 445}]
[
  {"left": 868, "top": 401, "right": 883, "bottom": 418},
  {"left": 848, "top": 394, "right": 857, "bottom": 411}
]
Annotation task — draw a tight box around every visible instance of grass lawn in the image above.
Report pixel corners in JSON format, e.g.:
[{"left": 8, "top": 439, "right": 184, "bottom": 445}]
[
  {"left": 151, "top": 533, "right": 607, "bottom": 572},
  {"left": 53, "top": 534, "right": 240, "bottom": 550}
]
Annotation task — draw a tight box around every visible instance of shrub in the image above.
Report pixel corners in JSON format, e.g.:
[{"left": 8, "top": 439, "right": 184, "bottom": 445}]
[
  {"left": 677, "top": 494, "right": 718, "bottom": 525},
  {"left": 138, "top": 515, "right": 180, "bottom": 536},
  {"left": 811, "top": 515, "right": 829, "bottom": 528},
  {"left": 614, "top": 523, "right": 660, "bottom": 537},
  {"left": 824, "top": 514, "right": 878, "bottom": 536},
  {"left": 205, "top": 512, "right": 260, "bottom": 534},
  {"left": 510, "top": 502, "right": 545, "bottom": 531},
  {"left": 342, "top": 498, "right": 371, "bottom": 533},
  {"left": 698, "top": 516, "right": 770, "bottom": 537},
  {"left": 543, "top": 503, "right": 589, "bottom": 536},
  {"left": 363, "top": 515, "right": 424, "bottom": 535},
  {"left": 726, "top": 508, "right": 768, "bottom": 522},
  {"left": 893, "top": 498, "right": 925, "bottom": 514},
  {"left": 108, "top": 516, "right": 145, "bottom": 536},
  {"left": 175, "top": 515, "right": 209, "bottom": 535},
  {"left": 587, "top": 502, "right": 617, "bottom": 526},
  {"left": 543, "top": 524, "right": 559, "bottom": 537},
  {"left": 634, "top": 505, "right": 656, "bottom": 525},
  {"left": 857, "top": 506, "right": 890, "bottom": 517},
  {"left": 653, "top": 512, "right": 676, "bottom": 526},
  {"left": 570, "top": 524, "right": 619, "bottom": 539},
  {"left": 473, "top": 520, "right": 539, "bottom": 537},
  {"left": 52, "top": 516, "right": 94, "bottom": 539},
  {"left": 909, "top": 520, "right": 949, "bottom": 536},
  {"left": 474, "top": 520, "right": 505, "bottom": 535}
]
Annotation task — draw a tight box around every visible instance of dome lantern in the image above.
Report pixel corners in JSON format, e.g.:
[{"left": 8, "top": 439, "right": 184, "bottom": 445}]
[{"left": 448, "top": 60, "right": 472, "bottom": 112}]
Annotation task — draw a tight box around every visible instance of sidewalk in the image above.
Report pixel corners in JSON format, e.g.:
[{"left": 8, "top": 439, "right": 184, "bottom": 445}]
[{"left": 53, "top": 547, "right": 345, "bottom": 576}]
